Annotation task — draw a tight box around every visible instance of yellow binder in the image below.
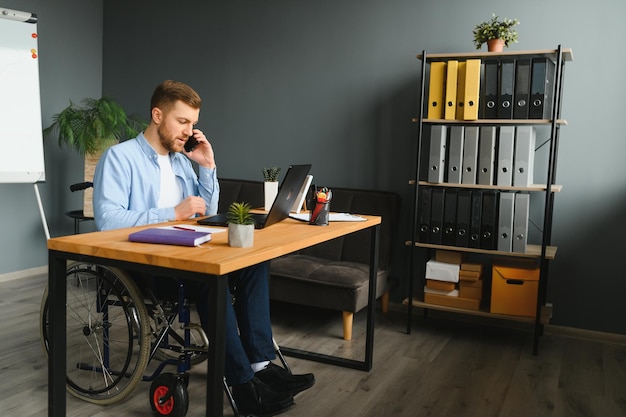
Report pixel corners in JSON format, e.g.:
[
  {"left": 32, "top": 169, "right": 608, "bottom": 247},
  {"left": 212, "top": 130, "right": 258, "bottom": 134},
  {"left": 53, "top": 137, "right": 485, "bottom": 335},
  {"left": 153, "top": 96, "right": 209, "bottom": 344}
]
[
  {"left": 427, "top": 61, "right": 446, "bottom": 119},
  {"left": 462, "top": 59, "right": 481, "bottom": 120},
  {"left": 444, "top": 60, "right": 458, "bottom": 120},
  {"left": 456, "top": 61, "right": 467, "bottom": 120}
]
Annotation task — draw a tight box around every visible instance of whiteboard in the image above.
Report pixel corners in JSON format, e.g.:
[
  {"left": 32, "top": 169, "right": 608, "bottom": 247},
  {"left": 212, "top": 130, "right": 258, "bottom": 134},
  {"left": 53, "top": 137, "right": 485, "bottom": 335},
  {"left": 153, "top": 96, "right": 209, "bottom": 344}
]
[{"left": 0, "top": 8, "right": 45, "bottom": 183}]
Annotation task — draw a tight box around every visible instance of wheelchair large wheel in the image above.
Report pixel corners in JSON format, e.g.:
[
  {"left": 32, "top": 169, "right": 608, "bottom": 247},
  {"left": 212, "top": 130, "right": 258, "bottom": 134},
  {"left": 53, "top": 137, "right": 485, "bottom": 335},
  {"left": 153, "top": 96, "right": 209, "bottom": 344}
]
[{"left": 40, "top": 262, "right": 151, "bottom": 405}]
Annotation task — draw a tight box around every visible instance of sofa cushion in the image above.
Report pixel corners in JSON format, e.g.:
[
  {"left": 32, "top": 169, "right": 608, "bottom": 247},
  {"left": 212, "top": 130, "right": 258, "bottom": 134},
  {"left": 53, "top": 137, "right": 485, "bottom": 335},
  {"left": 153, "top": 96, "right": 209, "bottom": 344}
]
[
  {"left": 270, "top": 255, "right": 389, "bottom": 313},
  {"left": 271, "top": 254, "right": 383, "bottom": 288}
]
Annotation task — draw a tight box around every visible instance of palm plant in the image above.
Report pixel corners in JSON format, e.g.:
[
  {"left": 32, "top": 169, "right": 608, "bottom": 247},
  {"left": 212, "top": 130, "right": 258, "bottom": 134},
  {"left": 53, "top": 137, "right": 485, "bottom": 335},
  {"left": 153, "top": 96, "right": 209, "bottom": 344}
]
[
  {"left": 43, "top": 97, "right": 146, "bottom": 155},
  {"left": 43, "top": 96, "right": 147, "bottom": 217}
]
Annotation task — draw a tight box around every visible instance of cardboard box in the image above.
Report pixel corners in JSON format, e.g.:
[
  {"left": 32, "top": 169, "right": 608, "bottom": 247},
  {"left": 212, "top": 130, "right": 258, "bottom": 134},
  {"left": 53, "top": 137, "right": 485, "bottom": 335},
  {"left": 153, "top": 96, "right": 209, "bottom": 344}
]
[
  {"left": 461, "top": 262, "right": 483, "bottom": 273},
  {"left": 425, "top": 292, "right": 480, "bottom": 310},
  {"left": 490, "top": 264, "right": 540, "bottom": 317},
  {"left": 426, "top": 279, "right": 456, "bottom": 292},
  {"left": 424, "top": 286, "right": 459, "bottom": 297},
  {"left": 425, "top": 259, "right": 460, "bottom": 283},
  {"left": 459, "top": 269, "right": 481, "bottom": 281},
  {"left": 459, "top": 279, "right": 482, "bottom": 300},
  {"left": 435, "top": 250, "right": 464, "bottom": 265}
]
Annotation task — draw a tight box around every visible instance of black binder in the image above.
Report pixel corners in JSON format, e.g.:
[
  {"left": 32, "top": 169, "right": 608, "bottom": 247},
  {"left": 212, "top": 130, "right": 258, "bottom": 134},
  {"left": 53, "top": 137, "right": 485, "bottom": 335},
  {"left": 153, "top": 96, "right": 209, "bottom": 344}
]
[
  {"left": 429, "top": 188, "right": 445, "bottom": 245},
  {"left": 529, "top": 57, "right": 556, "bottom": 119},
  {"left": 469, "top": 190, "right": 483, "bottom": 248},
  {"left": 481, "top": 60, "right": 499, "bottom": 119},
  {"left": 480, "top": 190, "right": 499, "bottom": 250},
  {"left": 498, "top": 58, "right": 515, "bottom": 119},
  {"left": 513, "top": 59, "right": 531, "bottom": 119},
  {"left": 455, "top": 189, "right": 472, "bottom": 247},
  {"left": 417, "top": 187, "right": 432, "bottom": 243},
  {"left": 442, "top": 188, "right": 458, "bottom": 246}
]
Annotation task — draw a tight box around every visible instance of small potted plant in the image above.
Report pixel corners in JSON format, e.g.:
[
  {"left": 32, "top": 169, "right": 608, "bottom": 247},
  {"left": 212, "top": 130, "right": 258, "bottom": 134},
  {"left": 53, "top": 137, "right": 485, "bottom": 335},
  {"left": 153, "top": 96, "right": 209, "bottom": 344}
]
[
  {"left": 473, "top": 14, "right": 520, "bottom": 52},
  {"left": 43, "top": 97, "right": 147, "bottom": 216},
  {"left": 262, "top": 166, "right": 281, "bottom": 211},
  {"left": 227, "top": 202, "right": 255, "bottom": 247}
]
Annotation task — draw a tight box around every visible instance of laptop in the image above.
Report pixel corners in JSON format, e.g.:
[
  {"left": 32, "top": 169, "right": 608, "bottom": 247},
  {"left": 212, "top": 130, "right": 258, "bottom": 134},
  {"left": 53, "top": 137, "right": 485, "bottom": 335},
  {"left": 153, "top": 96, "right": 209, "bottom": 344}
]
[{"left": 197, "top": 164, "right": 312, "bottom": 229}]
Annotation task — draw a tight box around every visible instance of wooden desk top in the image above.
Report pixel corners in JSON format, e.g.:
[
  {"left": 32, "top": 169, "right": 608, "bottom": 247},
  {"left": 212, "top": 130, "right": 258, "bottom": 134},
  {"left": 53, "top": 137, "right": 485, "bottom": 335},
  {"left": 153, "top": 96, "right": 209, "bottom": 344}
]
[{"left": 48, "top": 215, "right": 381, "bottom": 276}]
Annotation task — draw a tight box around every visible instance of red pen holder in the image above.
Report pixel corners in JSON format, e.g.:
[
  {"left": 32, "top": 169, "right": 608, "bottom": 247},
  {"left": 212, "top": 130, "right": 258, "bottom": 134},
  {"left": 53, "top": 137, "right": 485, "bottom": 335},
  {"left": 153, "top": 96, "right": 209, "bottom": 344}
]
[{"left": 309, "top": 201, "right": 330, "bottom": 226}]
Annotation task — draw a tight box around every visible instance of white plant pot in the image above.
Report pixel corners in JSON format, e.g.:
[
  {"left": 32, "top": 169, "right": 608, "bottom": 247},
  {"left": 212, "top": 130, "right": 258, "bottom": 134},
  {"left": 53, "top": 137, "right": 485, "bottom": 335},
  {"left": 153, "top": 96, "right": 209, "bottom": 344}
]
[
  {"left": 264, "top": 181, "right": 279, "bottom": 211},
  {"left": 228, "top": 223, "right": 254, "bottom": 248}
]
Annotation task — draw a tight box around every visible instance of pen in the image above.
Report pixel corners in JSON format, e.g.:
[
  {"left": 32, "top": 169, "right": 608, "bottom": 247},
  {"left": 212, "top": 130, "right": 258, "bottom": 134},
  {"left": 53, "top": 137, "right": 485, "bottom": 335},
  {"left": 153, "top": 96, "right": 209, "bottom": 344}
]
[{"left": 173, "top": 226, "right": 196, "bottom": 231}]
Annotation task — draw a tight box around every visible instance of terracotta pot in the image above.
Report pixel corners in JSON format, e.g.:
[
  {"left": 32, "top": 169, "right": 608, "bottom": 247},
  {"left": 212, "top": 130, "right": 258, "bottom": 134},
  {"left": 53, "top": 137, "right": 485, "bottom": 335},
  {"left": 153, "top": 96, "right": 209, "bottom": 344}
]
[{"left": 487, "top": 39, "right": 505, "bottom": 52}]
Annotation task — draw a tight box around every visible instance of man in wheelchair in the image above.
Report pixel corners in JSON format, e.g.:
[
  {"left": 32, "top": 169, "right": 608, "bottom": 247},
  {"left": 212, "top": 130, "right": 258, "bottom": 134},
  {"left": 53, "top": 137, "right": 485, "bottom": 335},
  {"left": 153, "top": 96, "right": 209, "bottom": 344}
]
[{"left": 93, "top": 80, "right": 314, "bottom": 416}]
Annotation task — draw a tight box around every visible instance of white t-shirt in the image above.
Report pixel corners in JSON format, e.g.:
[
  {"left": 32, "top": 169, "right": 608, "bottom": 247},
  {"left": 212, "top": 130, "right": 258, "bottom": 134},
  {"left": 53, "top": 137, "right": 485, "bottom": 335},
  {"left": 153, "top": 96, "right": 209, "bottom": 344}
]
[{"left": 157, "top": 153, "right": 183, "bottom": 209}]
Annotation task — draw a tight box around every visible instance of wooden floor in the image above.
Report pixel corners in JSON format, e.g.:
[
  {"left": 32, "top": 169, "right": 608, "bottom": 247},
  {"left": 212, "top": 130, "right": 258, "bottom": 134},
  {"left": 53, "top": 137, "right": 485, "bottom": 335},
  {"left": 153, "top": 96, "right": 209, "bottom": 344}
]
[{"left": 2, "top": 273, "right": 626, "bottom": 417}]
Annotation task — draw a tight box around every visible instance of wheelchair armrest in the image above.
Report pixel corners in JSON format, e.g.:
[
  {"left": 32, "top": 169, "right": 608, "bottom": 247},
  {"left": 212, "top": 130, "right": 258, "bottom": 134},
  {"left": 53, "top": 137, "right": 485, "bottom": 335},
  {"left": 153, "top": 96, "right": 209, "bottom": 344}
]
[{"left": 70, "top": 182, "right": 93, "bottom": 192}]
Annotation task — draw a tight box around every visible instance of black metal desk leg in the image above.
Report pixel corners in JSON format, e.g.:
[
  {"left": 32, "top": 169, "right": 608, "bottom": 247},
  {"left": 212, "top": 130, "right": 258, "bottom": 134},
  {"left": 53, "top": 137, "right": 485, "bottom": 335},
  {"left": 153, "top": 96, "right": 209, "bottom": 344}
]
[
  {"left": 48, "top": 252, "right": 67, "bottom": 417},
  {"left": 363, "top": 224, "right": 380, "bottom": 371},
  {"left": 206, "top": 275, "right": 228, "bottom": 417}
]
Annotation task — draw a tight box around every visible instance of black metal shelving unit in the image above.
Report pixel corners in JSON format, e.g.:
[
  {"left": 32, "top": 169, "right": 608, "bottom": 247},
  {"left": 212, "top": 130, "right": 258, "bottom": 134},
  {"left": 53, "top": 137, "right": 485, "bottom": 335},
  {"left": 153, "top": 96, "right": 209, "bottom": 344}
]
[{"left": 405, "top": 45, "right": 572, "bottom": 354}]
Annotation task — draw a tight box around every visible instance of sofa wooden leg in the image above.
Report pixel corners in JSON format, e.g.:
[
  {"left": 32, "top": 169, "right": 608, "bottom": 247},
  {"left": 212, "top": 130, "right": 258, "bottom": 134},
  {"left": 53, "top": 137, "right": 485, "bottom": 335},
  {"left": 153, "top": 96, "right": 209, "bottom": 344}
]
[
  {"left": 342, "top": 311, "right": 353, "bottom": 341},
  {"left": 381, "top": 290, "right": 389, "bottom": 313}
]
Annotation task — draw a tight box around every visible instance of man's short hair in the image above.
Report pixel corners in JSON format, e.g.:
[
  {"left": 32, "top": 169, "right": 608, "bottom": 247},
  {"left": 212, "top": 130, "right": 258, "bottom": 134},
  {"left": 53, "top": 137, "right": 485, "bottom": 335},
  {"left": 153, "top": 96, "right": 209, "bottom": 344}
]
[{"left": 150, "top": 80, "right": 202, "bottom": 115}]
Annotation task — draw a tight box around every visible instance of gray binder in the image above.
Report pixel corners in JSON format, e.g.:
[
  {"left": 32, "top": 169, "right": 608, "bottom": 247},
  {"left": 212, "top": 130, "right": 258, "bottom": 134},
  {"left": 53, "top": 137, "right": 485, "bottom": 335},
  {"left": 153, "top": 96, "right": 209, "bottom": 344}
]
[
  {"left": 513, "top": 192, "right": 530, "bottom": 253},
  {"left": 478, "top": 126, "right": 496, "bottom": 185},
  {"left": 428, "top": 125, "right": 447, "bottom": 183},
  {"left": 497, "top": 192, "right": 515, "bottom": 252},
  {"left": 497, "top": 126, "right": 515, "bottom": 186},
  {"left": 447, "top": 126, "right": 464, "bottom": 184},
  {"left": 462, "top": 126, "right": 479, "bottom": 185},
  {"left": 513, "top": 126, "right": 536, "bottom": 186}
]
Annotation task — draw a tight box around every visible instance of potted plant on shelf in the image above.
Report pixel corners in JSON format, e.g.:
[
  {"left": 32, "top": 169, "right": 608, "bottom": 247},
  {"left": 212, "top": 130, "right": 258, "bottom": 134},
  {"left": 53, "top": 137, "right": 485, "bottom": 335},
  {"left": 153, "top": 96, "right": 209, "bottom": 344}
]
[
  {"left": 473, "top": 14, "right": 520, "bottom": 52},
  {"left": 227, "top": 202, "right": 255, "bottom": 247},
  {"left": 262, "top": 166, "right": 281, "bottom": 211},
  {"left": 43, "top": 97, "right": 147, "bottom": 217}
]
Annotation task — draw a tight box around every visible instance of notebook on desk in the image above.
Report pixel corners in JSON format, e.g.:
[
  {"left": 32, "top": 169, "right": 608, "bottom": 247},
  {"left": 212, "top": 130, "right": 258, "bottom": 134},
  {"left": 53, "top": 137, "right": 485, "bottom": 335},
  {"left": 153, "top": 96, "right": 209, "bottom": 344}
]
[{"left": 197, "top": 164, "right": 312, "bottom": 229}]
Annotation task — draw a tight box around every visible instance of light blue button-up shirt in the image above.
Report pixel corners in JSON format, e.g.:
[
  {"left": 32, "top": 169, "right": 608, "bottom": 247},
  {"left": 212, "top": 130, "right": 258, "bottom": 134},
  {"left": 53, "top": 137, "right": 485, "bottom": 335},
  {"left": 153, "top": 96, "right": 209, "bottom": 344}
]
[{"left": 93, "top": 132, "right": 219, "bottom": 231}]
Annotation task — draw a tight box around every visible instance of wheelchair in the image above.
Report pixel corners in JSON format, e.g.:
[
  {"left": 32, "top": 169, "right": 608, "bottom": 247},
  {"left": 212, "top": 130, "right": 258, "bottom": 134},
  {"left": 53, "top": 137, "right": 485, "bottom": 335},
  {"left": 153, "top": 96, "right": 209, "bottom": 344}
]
[{"left": 40, "top": 261, "right": 291, "bottom": 417}]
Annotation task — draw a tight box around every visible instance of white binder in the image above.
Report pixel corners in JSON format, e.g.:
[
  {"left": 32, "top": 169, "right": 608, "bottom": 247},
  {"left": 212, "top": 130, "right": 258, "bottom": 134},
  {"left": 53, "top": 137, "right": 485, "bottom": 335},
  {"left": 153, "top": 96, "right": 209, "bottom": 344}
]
[
  {"left": 428, "top": 125, "right": 447, "bottom": 183},
  {"left": 447, "top": 126, "right": 464, "bottom": 184},
  {"left": 513, "top": 192, "right": 530, "bottom": 253},
  {"left": 497, "top": 192, "right": 515, "bottom": 252},
  {"left": 497, "top": 126, "right": 515, "bottom": 186},
  {"left": 461, "top": 126, "right": 479, "bottom": 185},
  {"left": 513, "top": 126, "right": 536, "bottom": 187},
  {"left": 478, "top": 126, "right": 496, "bottom": 185}
]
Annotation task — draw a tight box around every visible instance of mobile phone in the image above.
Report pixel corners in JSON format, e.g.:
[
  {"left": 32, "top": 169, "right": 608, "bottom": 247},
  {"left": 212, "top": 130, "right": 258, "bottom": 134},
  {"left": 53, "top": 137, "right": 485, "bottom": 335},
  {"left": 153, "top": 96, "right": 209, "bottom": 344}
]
[{"left": 184, "top": 135, "right": 198, "bottom": 152}]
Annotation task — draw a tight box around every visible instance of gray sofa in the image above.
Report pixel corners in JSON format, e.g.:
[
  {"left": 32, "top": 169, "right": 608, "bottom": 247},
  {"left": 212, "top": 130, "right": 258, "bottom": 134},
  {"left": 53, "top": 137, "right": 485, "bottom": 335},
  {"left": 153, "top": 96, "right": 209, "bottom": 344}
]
[{"left": 217, "top": 178, "right": 400, "bottom": 340}]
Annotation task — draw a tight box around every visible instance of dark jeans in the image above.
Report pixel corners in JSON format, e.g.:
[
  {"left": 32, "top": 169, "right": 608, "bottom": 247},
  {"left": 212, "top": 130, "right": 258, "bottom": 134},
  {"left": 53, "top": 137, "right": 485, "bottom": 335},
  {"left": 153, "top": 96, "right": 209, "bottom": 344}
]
[{"left": 142, "top": 261, "right": 276, "bottom": 385}]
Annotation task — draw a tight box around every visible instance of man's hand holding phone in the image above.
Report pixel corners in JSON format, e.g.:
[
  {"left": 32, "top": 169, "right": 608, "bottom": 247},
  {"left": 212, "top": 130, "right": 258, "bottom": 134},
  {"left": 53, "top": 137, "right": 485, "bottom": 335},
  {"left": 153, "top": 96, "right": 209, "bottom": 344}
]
[{"left": 183, "top": 129, "right": 216, "bottom": 169}]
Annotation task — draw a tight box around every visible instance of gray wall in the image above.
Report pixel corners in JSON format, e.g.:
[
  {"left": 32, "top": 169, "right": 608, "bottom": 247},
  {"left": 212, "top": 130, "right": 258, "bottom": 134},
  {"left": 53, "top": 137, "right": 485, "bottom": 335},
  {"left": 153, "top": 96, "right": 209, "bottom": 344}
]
[
  {"left": 102, "top": 0, "right": 626, "bottom": 334},
  {"left": 0, "top": 0, "right": 102, "bottom": 276},
  {"left": 3, "top": 0, "right": 626, "bottom": 335}
]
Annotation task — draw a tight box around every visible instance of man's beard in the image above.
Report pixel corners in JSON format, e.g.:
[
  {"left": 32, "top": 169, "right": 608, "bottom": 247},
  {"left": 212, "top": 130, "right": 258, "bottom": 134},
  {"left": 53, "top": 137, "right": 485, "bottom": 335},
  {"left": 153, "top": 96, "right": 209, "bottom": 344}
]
[{"left": 157, "top": 124, "right": 182, "bottom": 153}]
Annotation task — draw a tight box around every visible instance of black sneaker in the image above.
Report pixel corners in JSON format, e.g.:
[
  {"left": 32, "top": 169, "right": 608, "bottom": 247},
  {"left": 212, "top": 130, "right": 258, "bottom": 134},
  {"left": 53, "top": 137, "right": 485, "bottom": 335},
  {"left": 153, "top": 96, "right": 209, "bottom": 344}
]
[
  {"left": 255, "top": 362, "right": 315, "bottom": 396},
  {"left": 231, "top": 377, "right": 294, "bottom": 417}
]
